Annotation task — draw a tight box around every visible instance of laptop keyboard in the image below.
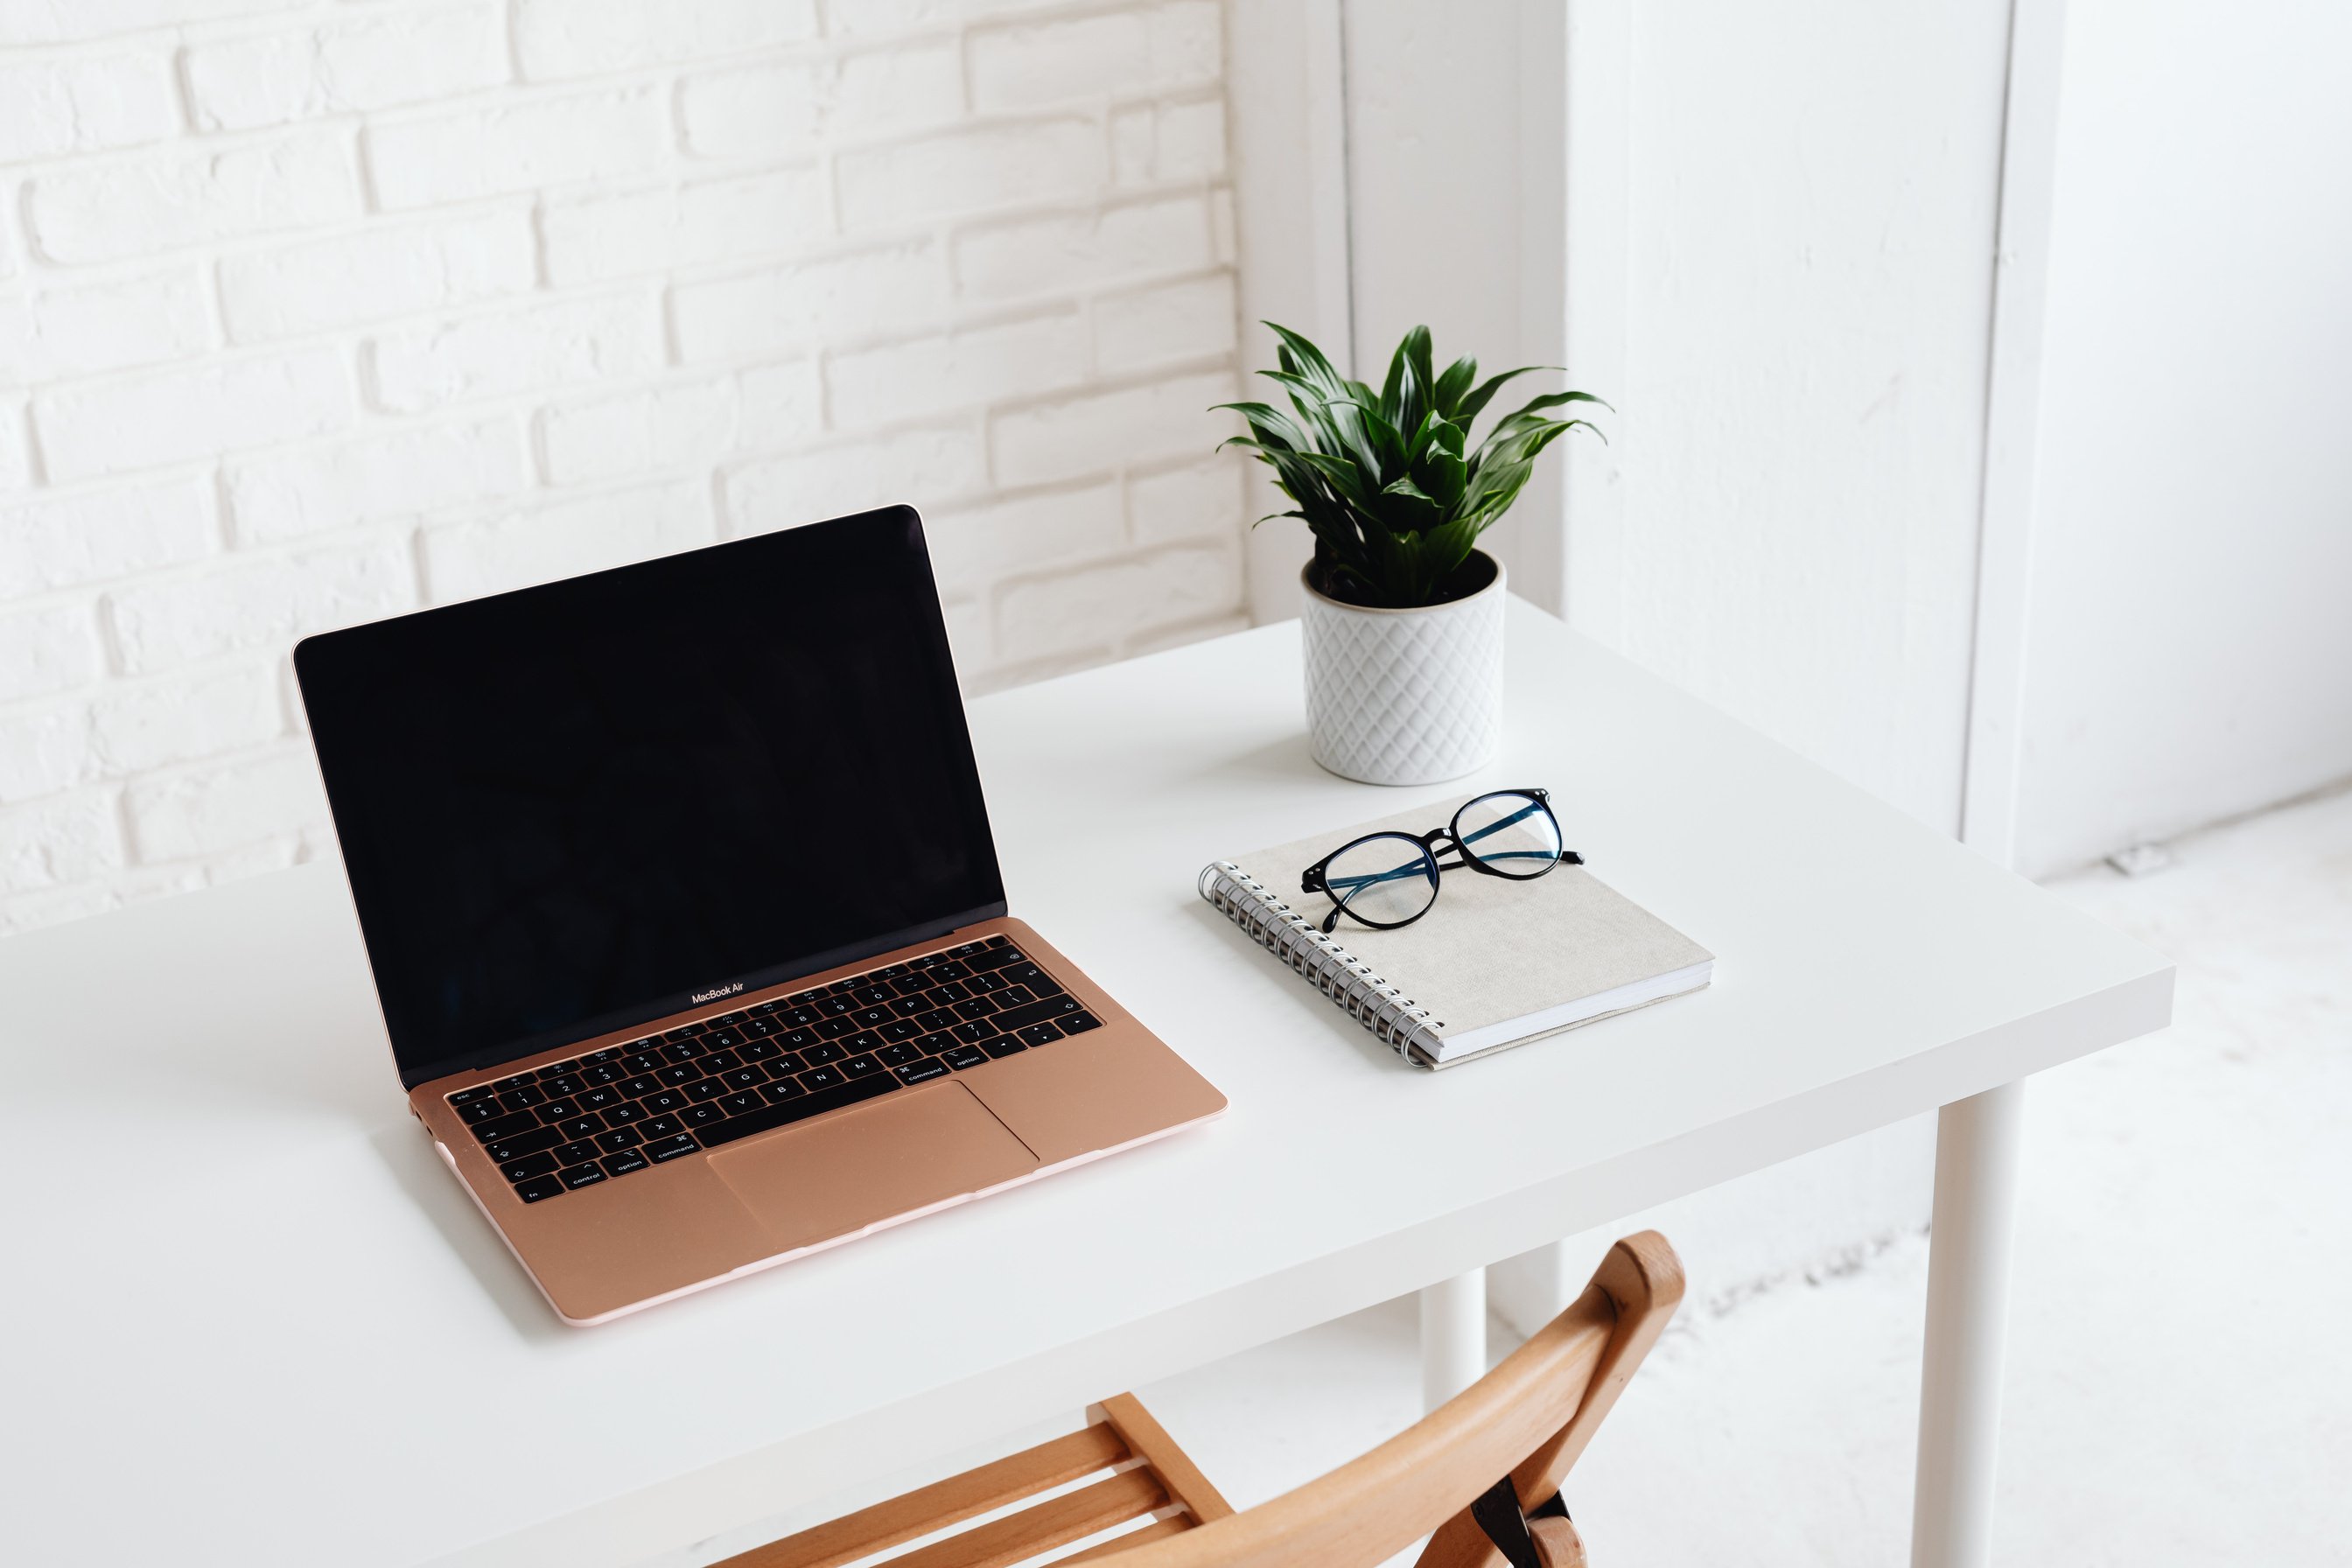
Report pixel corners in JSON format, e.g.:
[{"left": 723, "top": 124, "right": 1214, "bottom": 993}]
[{"left": 446, "top": 934, "right": 1100, "bottom": 1204}]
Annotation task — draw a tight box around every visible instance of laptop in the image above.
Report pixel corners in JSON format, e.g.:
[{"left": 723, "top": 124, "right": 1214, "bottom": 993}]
[{"left": 295, "top": 506, "right": 1227, "bottom": 1325}]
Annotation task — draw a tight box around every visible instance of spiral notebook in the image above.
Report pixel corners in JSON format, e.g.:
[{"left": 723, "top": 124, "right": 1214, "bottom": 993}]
[{"left": 1197, "top": 794, "right": 1713, "bottom": 1068}]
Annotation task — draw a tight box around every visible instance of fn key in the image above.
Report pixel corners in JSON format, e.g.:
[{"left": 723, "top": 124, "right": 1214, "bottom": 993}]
[{"left": 514, "top": 1173, "right": 564, "bottom": 1203}]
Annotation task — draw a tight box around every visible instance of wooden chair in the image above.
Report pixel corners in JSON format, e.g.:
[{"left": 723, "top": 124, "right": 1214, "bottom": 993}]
[{"left": 718, "top": 1231, "right": 1684, "bottom": 1568}]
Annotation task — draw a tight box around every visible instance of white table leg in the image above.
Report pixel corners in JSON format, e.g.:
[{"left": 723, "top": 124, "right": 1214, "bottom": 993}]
[
  {"left": 1419, "top": 1268, "right": 1487, "bottom": 1412},
  {"left": 1911, "top": 1080, "right": 2026, "bottom": 1568}
]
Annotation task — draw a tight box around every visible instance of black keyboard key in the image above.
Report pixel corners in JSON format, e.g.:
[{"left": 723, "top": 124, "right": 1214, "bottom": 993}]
[
  {"left": 994, "top": 984, "right": 1037, "bottom": 1008},
  {"left": 1060, "top": 1011, "right": 1102, "bottom": 1034},
  {"left": 880, "top": 1018, "right": 925, "bottom": 1040},
  {"left": 914, "top": 1031, "right": 957, "bottom": 1055},
  {"left": 932, "top": 958, "right": 973, "bottom": 980},
  {"left": 471, "top": 1109, "right": 541, "bottom": 1144},
  {"left": 952, "top": 1019, "right": 998, "bottom": 1044},
  {"left": 703, "top": 1030, "right": 746, "bottom": 1052},
  {"left": 515, "top": 1173, "right": 564, "bottom": 1202},
  {"left": 555, "top": 1114, "right": 606, "bottom": 1139},
  {"left": 540, "top": 1074, "right": 584, "bottom": 1097},
  {"left": 814, "top": 1016, "right": 858, "bottom": 1040},
  {"left": 582, "top": 1063, "right": 623, "bottom": 1085},
  {"left": 706, "top": 1011, "right": 747, "bottom": 1030},
  {"left": 683, "top": 1101, "right": 727, "bottom": 1126},
  {"left": 775, "top": 1009, "right": 821, "bottom": 1030},
  {"left": 701, "top": 1049, "right": 742, "bottom": 1073},
  {"left": 645, "top": 1089, "right": 688, "bottom": 1116},
  {"left": 966, "top": 945, "right": 1025, "bottom": 972},
  {"left": 536, "top": 1096, "right": 581, "bottom": 1122},
  {"left": 620, "top": 1074, "right": 660, "bottom": 1097},
  {"left": 718, "top": 1066, "right": 761, "bottom": 1091},
  {"left": 895, "top": 1058, "right": 949, "bottom": 1084},
  {"left": 559, "top": 1162, "right": 606, "bottom": 1190},
  {"left": 640, "top": 1114, "right": 682, "bottom": 1138},
  {"left": 684, "top": 1078, "right": 727, "bottom": 1102},
  {"left": 780, "top": 1027, "right": 820, "bottom": 1050},
  {"left": 803, "top": 1041, "right": 847, "bottom": 1064},
  {"left": 501, "top": 1152, "right": 559, "bottom": 1183},
  {"left": 992, "top": 995, "right": 1082, "bottom": 1032},
  {"left": 645, "top": 1133, "right": 699, "bottom": 1163},
  {"left": 844, "top": 1031, "right": 884, "bottom": 1055},
  {"left": 601, "top": 1149, "right": 649, "bottom": 1177},
  {"left": 742, "top": 1016, "right": 780, "bottom": 1038},
  {"left": 662, "top": 1040, "right": 706, "bottom": 1063},
  {"left": 966, "top": 971, "right": 1010, "bottom": 995},
  {"left": 596, "top": 1126, "right": 642, "bottom": 1152},
  {"left": 483, "top": 1125, "right": 564, "bottom": 1162},
  {"left": 578, "top": 1087, "right": 620, "bottom": 1111},
  {"left": 492, "top": 1072, "right": 536, "bottom": 1093},
  {"left": 841, "top": 1053, "right": 885, "bottom": 1078},
  {"left": 584, "top": 1047, "right": 620, "bottom": 1062},
  {"left": 623, "top": 1050, "right": 664, "bottom": 1074},
  {"left": 927, "top": 981, "right": 972, "bottom": 1005},
  {"left": 722, "top": 1089, "right": 764, "bottom": 1116},
  {"left": 1003, "top": 962, "right": 1061, "bottom": 995},
  {"left": 740, "top": 1039, "right": 780, "bottom": 1060},
  {"left": 982, "top": 1035, "right": 1026, "bottom": 1058},
  {"left": 942, "top": 1044, "right": 989, "bottom": 1070},
  {"left": 878, "top": 1040, "right": 923, "bottom": 1067},
  {"left": 552, "top": 1138, "right": 600, "bottom": 1165},
  {"left": 457, "top": 1098, "right": 507, "bottom": 1124},
  {"left": 849, "top": 1004, "right": 892, "bottom": 1029},
  {"left": 500, "top": 1084, "right": 545, "bottom": 1110},
  {"left": 604, "top": 1100, "right": 648, "bottom": 1124},
  {"left": 887, "top": 995, "right": 928, "bottom": 1018},
  {"left": 449, "top": 1083, "right": 499, "bottom": 1107},
  {"left": 954, "top": 998, "right": 998, "bottom": 1021},
  {"left": 851, "top": 983, "right": 895, "bottom": 1005},
  {"left": 658, "top": 1064, "right": 700, "bottom": 1086},
  {"left": 760, "top": 1079, "right": 807, "bottom": 1105},
  {"left": 766, "top": 1052, "right": 808, "bottom": 1076},
  {"left": 1018, "top": 1021, "right": 1066, "bottom": 1047},
  {"left": 891, "top": 974, "right": 933, "bottom": 997},
  {"left": 984, "top": 934, "right": 1012, "bottom": 946},
  {"left": 817, "top": 996, "right": 856, "bottom": 1016},
  {"left": 801, "top": 1065, "right": 844, "bottom": 1090},
  {"left": 696, "top": 1072, "right": 900, "bottom": 1148},
  {"left": 662, "top": 1027, "right": 699, "bottom": 1042}
]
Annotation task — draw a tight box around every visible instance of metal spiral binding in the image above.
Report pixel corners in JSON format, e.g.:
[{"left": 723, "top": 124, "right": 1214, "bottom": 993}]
[{"left": 1195, "top": 861, "right": 1442, "bottom": 1062}]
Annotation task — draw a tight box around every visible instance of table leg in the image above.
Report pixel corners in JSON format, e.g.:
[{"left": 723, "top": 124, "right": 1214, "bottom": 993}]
[
  {"left": 1419, "top": 1268, "right": 1488, "bottom": 1412},
  {"left": 1911, "top": 1079, "right": 2026, "bottom": 1568}
]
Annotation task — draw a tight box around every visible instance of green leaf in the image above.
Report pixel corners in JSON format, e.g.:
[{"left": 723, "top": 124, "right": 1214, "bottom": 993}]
[
  {"left": 1263, "top": 321, "right": 1351, "bottom": 402},
  {"left": 1432, "top": 354, "right": 1478, "bottom": 417},
  {"left": 1455, "top": 364, "right": 1564, "bottom": 424}
]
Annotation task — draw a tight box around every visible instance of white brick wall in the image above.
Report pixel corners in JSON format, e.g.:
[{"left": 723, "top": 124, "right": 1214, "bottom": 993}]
[{"left": 0, "top": 0, "right": 1246, "bottom": 936}]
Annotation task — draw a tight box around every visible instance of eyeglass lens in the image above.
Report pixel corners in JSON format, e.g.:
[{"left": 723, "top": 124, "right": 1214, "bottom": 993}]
[
  {"left": 1322, "top": 833, "right": 1439, "bottom": 927},
  {"left": 1455, "top": 792, "right": 1563, "bottom": 878}
]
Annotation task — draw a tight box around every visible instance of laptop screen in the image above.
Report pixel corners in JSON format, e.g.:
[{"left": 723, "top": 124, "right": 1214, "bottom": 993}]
[{"left": 295, "top": 508, "right": 1006, "bottom": 1088}]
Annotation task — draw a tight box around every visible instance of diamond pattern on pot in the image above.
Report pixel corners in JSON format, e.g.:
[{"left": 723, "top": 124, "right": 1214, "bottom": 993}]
[{"left": 1302, "top": 580, "right": 1506, "bottom": 786}]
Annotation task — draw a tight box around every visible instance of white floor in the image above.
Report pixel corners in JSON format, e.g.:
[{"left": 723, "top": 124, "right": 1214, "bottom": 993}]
[{"left": 1133, "top": 787, "right": 2352, "bottom": 1564}]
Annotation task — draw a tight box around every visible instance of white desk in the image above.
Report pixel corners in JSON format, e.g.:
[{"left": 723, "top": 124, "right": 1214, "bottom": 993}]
[{"left": 1, "top": 603, "right": 2169, "bottom": 1568}]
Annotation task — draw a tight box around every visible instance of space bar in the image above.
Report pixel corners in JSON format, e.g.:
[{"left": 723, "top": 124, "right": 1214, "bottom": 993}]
[{"left": 696, "top": 1074, "right": 900, "bottom": 1148}]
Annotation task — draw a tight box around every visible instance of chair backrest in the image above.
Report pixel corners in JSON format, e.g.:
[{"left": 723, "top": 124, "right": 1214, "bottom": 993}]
[{"left": 1104, "top": 1229, "right": 1684, "bottom": 1568}]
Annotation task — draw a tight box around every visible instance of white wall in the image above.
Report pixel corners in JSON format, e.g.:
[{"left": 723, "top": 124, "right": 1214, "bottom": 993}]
[
  {"left": 0, "top": 0, "right": 1252, "bottom": 937},
  {"left": 2009, "top": 0, "right": 2352, "bottom": 876}
]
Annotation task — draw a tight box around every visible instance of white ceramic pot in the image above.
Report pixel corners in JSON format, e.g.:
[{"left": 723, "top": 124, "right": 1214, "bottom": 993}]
[{"left": 1300, "top": 551, "right": 1506, "bottom": 786}]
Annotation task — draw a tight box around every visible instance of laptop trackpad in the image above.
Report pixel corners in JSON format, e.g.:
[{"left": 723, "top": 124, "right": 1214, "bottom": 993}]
[{"left": 706, "top": 1082, "right": 1042, "bottom": 1252}]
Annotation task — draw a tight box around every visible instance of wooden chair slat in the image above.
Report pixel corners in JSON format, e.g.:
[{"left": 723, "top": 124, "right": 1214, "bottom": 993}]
[
  {"left": 1056, "top": 1516, "right": 1191, "bottom": 1565},
  {"left": 718, "top": 1423, "right": 1130, "bottom": 1568},
  {"left": 890, "top": 1467, "right": 1170, "bottom": 1568},
  {"left": 1095, "top": 1395, "right": 1234, "bottom": 1525}
]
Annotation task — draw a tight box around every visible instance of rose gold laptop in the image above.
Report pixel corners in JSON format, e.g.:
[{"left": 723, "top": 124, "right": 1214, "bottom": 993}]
[{"left": 295, "top": 507, "right": 1225, "bottom": 1325}]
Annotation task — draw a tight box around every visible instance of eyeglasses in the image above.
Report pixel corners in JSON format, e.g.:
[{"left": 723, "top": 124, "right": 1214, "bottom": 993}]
[{"left": 1298, "top": 788, "right": 1582, "bottom": 934}]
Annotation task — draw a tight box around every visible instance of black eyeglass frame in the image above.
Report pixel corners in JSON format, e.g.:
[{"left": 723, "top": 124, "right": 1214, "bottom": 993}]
[{"left": 1298, "top": 788, "right": 1583, "bottom": 934}]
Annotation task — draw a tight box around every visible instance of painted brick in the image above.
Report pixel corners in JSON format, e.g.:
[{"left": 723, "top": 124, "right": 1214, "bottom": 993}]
[
  {"left": 422, "top": 481, "right": 713, "bottom": 603},
  {"left": 0, "top": 788, "right": 123, "bottom": 897},
  {"left": 827, "top": 311, "right": 1087, "bottom": 430},
  {"left": 670, "top": 242, "right": 945, "bottom": 363},
  {"left": 514, "top": 0, "right": 818, "bottom": 80},
  {"left": 227, "top": 416, "right": 528, "bottom": 543},
  {"left": 723, "top": 425, "right": 984, "bottom": 536},
  {"left": 0, "top": 268, "right": 210, "bottom": 386},
  {"left": 676, "top": 40, "right": 961, "bottom": 161},
  {"left": 219, "top": 209, "right": 536, "bottom": 343},
  {"left": 1109, "top": 104, "right": 1152, "bottom": 186},
  {"left": 1152, "top": 97, "right": 1226, "bottom": 179},
  {"left": 989, "top": 368, "right": 1236, "bottom": 487},
  {"left": 367, "top": 292, "right": 664, "bottom": 413},
  {"left": 181, "top": 4, "right": 505, "bottom": 132},
  {"left": 1092, "top": 271, "right": 1236, "bottom": 374},
  {"left": 125, "top": 746, "right": 326, "bottom": 862},
  {"left": 0, "top": 602, "right": 103, "bottom": 702},
  {"left": 836, "top": 119, "right": 1105, "bottom": 232},
  {"left": 540, "top": 168, "right": 830, "bottom": 287},
  {"left": 922, "top": 479, "right": 1121, "bottom": 598},
  {"left": 1127, "top": 455, "right": 1243, "bottom": 545},
  {"left": 0, "top": 397, "right": 26, "bottom": 489},
  {"left": 23, "top": 129, "right": 360, "bottom": 266},
  {"left": 90, "top": 662, "right": 284, "bottom": 777},
  {"left": 538, "top": 380, "right": 739, "bottom": 486},
  {"left": 736, "top": 360, "right": 824, "bottom": 452},
  {"left": 0, "top": 703, "right": 88, "bottom": 804},
  {"left": 953, "top": 193, "right": 1213, "bottom": 302},
  {"left": 105, "top": 536, "right": 415, "bottom": 675},
  {"left": 0, "top": 52, "right": 177, "bottom": 162},
  {"left": 0, "top": 0, "right": 305, "bottom": 47},
  {"left": 0, "top": 478, "right": 215, "bottom": 598},
  {"left": 0, "top": 864, "right": 207, "bottom": 933},
  {"left": 821, "top": 0, "right": 1065, "bottom": 38},
  {"left": 364, "top": 88, "right": 668, "bottom": 209},
  {"left": 32, "top": 347, "right": 354, "bottom": 482},
  {"left": 993, "top": 538, "right": 1239, "bottom": 662},
  {"left": 968, "top": 3, "right": 1220, "bottom": 112}
]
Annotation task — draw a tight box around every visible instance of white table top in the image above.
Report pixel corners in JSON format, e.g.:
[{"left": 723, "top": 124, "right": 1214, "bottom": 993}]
[{"left": 0, "top": 602, "right": 2170, "bottom": 1567}]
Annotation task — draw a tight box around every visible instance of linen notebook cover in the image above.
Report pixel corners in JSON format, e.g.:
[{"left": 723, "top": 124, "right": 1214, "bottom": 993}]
[{"left": 1198, "top": 793, "right": 1714, "bottom": 1068}]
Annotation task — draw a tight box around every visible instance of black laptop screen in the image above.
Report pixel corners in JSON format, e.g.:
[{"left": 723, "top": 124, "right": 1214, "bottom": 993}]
[{"left": 295, "top": 508, "right": 1006, "bottom": 1088}]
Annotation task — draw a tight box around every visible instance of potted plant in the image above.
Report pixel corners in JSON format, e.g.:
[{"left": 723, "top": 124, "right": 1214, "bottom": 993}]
[{"left": 1220, "top": 322, "right": 1605, "bottom": 784}]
